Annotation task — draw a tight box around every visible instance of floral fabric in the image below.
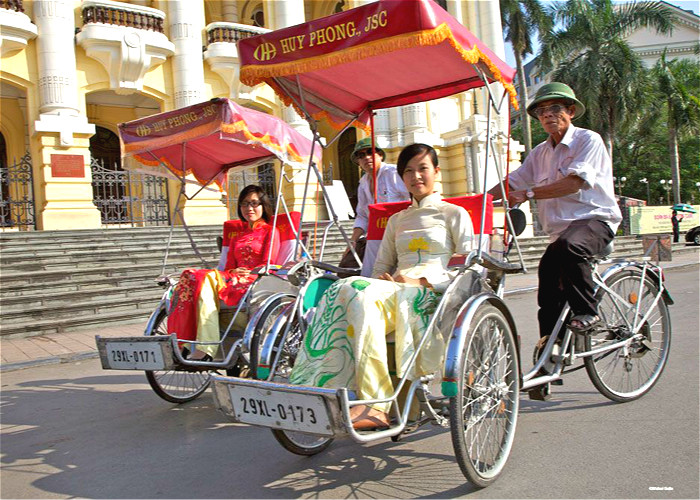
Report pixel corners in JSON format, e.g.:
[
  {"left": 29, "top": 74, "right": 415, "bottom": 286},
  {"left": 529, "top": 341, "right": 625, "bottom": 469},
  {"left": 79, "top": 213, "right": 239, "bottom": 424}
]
[
  {"left": 167, "top": 220, "right": 280, "bottom": 351},
  {"left": 290, "top": 193, "right": 474, "bottom": 411}
]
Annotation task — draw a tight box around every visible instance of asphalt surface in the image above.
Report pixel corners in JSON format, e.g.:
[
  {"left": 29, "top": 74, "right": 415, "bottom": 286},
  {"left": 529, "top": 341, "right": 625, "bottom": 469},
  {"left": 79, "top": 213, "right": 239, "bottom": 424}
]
[{"left": 1, "top": 265, "right": 698, "bottom": 499}]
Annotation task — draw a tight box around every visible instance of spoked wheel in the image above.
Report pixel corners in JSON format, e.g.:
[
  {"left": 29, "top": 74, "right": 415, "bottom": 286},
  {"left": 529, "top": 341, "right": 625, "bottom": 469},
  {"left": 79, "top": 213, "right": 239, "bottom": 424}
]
[
  {"left": 249, "top": 295, "right": 295, "bottom": 380},
  {"left": 584, "top": 269, "right": 671, "bottom": 402},
  {"left": 449, "top": 304, "right": 520, "bottom": 488},
  {"left": 145, "top": 309, "right": 213, "bottom": 404},
  {"left": 254, "top": 298, "right": 334, "bottom": 456}
]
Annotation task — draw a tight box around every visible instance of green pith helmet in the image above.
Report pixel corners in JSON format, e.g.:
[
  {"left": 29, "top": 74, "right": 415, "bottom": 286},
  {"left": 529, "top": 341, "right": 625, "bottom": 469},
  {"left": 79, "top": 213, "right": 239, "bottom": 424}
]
[
  {"left": 351, "top": 137, "right": 385, "bottom": 164},
  {"left": 526, "top": 82, "right": 586, "bottom": 120}
]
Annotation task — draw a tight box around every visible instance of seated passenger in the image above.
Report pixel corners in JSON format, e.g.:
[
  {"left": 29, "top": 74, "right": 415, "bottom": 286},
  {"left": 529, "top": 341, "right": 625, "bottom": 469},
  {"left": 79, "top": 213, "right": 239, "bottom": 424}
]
[
  {"left": 167, "top": 185, "right": 280, "bottom": 361},
  {"left": 290, "top": 144, "right": 475, "bottom": 429}
]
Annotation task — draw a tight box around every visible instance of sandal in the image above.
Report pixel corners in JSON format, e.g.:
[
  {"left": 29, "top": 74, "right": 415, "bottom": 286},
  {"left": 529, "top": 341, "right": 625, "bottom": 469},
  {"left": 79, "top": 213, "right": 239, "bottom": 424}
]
[
  {"left": 569, "top": 314, "right": 601, "bottom": 334},
  {"left": 350, "top": 405, "right": 390, "bottom": 430}
]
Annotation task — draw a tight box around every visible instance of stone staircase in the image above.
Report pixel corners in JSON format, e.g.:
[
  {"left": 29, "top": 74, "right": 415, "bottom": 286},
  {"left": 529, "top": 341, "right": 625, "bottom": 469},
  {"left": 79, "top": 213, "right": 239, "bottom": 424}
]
[
  {"left": 0, "top": 223, "right": 694, "bottom": 340},
  {"left": 0, "top": 222, "right": 354, "bottom": 339}
]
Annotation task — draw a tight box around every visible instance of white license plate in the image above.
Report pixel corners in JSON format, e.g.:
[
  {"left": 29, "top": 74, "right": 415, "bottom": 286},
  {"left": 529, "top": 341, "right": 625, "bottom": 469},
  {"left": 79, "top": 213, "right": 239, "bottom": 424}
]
[
  {"left": 228, "top": 385, "right": 332, "bottom": 435},
  {"left": 105, "top": 341, "right": 166, "bottom": 370}
]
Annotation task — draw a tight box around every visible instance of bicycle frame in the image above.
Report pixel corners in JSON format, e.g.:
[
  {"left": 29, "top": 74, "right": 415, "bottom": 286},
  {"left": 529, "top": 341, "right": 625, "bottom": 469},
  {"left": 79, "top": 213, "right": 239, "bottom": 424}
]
[{"left": 521, "top": 257, "right": 667, "bottom": 391}]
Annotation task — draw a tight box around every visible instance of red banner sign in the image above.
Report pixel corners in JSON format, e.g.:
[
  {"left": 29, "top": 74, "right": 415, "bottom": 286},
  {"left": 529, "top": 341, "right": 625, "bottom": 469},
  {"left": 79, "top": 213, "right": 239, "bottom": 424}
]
[{"left": 50, "top": 154, "right": 85, "bottom": 178}]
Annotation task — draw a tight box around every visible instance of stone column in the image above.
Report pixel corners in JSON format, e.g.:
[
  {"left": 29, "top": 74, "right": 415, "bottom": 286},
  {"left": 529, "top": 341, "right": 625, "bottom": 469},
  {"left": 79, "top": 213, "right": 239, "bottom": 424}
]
[
  {"left": 478, "top": 0, "right": 508, "bottom": 130},
  {"left": 446, "top": 0, "right": 464, "bottom": 25},
  {"left": 402, "top": 103, "right": 434, "bottom": 145},
  {"left": 273, "top": 0, "right": 312, "bottom": 138},
  {"left": 169, "top": 0, "right": 227, "bottom": 225},
  {"left": 222, "top": 1, "right": 239, "bottom": 22},
  {"left": 374, "top": 109, "right": 391, "bottom": 149},
  {"left": 168, "top": 0, "right": 206, "bottom": 109},
  {"left": 32, "top": 0, "right": 99, "bottom": 229}
]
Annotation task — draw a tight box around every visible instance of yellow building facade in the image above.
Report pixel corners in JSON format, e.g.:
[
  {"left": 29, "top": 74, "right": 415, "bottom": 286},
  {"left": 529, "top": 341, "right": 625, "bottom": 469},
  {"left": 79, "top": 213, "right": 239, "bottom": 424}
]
[{"left": 1, "top": 0, "right": 521, "bottom": 231}]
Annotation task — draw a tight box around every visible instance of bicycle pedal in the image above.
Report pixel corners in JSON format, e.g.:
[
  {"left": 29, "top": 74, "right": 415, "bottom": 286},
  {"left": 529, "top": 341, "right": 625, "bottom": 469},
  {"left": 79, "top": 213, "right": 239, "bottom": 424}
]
[{"left": 528, "top": 384, "right": 551, "bottom": 401}]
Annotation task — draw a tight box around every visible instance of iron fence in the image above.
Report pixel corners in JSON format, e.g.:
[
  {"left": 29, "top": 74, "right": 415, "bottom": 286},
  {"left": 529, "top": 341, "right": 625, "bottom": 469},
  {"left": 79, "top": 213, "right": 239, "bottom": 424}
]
[
  {"left": 90, "top": 158, "right": 170, "bottom": 227},
  {"left": 0, "top": 152, "right": 36, "bottom": 230},
  {"left": 225, "top": 163, "right": 277, "bottom": 217}
]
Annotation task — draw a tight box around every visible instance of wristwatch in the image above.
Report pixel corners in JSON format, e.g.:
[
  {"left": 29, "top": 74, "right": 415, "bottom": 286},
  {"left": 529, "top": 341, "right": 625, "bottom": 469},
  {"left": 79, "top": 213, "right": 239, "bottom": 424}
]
[{"left": 526, "top": 189, "right": 535, "bottom": 200}]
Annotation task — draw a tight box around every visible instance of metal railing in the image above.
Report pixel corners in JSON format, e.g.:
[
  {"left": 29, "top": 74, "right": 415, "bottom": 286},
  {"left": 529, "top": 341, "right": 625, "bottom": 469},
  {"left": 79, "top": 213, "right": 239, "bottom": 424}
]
[{"left": 0, "top": 152, "right": 35, "bottom": 230}]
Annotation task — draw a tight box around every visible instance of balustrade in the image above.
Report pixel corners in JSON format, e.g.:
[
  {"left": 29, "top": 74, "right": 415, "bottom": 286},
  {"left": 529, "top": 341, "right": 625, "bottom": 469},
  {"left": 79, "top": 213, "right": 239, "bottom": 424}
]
[
  {"left": 81, "top": 1, "right": 164, "bottom": 33},
  {"left": 0, "top": 0, "right": 24, "bottom": 13},
  {"left": 206, "top": 22, "right": 269, "bottom": 45}
]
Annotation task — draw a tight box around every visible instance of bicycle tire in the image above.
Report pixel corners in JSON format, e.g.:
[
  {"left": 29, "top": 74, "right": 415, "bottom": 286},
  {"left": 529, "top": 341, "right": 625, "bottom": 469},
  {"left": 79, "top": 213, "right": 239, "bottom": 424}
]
[
  {"left": 249, "top": 295, "right": 294, "bottom": 379},
  {"left": 584, "top": 269, "right": 671, "bottom": 403},
  {"left": 271, "top": 429, "right": 333, "bottom": 456},
  {"left": 449, "top": 304, "right": 520, "bottom": 488},
  {"left": 256, "top": 300, "right": 334, "bottom": 455},
  {"left": 145, "top": 309, "right": 213, "bottom": 404}
]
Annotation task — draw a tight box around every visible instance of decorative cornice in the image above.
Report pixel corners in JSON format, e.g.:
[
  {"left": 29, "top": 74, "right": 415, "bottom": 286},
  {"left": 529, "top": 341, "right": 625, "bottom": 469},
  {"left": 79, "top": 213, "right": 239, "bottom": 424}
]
[{"left": 0, "top": 6, "right": 37, "bottom": 56}]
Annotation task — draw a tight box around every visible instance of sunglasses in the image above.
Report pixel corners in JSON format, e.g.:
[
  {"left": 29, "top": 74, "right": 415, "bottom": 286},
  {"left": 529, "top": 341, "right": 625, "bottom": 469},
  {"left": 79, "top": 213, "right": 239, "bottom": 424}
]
[
  {"left": 241, "top": 200, "right": 262, "bottom": 208},
  {"left": 354, "top": 149, "right": 377, "bottom": 158},
  {"left": 533, "top": 104, "right": 570, "bottom": 117}
]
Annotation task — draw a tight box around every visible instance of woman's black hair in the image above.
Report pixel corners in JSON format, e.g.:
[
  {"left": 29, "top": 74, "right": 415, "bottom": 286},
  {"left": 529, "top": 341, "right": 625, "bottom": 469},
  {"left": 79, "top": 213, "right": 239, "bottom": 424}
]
[
  {"left": 396, "top": 143, "right": 438, "bottom": 177},
  {"left": 237, "top": 184, "right": 273, "bottom": 223}
]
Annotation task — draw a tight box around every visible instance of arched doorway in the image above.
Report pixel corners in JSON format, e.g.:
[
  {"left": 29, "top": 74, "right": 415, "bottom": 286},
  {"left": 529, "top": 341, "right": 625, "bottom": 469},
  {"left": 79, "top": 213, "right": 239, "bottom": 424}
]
[
  {"left": 89, "top": 126, "right": 170, "bottom": 226},
  {"left": 0, "top": 132, "right": 35, "bottom": 230},
  {"left": 337, "top": 128, "right": 358, "bottom": 211}
]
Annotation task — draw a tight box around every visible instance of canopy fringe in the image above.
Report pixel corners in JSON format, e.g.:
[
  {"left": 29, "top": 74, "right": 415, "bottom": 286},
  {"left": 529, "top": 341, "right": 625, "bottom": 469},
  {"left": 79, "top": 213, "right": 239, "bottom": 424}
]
[{"left": 241, "top": 23, "right": 519, "bottom": 112}]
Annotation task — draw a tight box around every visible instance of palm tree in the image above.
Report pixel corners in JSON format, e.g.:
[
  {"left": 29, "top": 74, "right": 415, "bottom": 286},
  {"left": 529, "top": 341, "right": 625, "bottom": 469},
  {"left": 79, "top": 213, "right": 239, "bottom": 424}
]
[
  {"left": 500, "top": 0, "right": 552, "bottom": 155},
  {"left": 538, "top": 0, "right": 674, "bottom": 158},
  {"left": 653, "top": 54, "right": 700, "bottom": 205}
]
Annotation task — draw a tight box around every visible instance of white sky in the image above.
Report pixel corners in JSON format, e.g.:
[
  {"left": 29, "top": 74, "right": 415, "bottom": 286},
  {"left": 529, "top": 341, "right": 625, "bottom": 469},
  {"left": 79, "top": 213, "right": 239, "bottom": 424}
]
[{"left": 504, "top": 0, "right": 700, "bottom": 67}]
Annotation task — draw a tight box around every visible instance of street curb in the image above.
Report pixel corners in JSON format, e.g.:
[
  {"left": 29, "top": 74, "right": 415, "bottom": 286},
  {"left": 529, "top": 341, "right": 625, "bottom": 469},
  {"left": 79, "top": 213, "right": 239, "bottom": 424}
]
[
  {"left": 0, "top": 351, "right": 99, "bottom": 373},
  {"left": 1, "top": 261, "right": 696, "bottom": 373}
]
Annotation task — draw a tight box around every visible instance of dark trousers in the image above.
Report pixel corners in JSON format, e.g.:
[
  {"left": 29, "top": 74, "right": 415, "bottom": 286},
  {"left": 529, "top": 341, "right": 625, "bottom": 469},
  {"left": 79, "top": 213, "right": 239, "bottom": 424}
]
[{"left": 537, "top": 219, "right": 614, "bottom": 338}]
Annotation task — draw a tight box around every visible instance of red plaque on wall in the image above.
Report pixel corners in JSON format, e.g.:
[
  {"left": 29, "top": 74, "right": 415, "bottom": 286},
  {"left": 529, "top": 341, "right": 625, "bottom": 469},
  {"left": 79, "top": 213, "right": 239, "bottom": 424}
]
[{"left": 50, "top": 154, "right": 85, "bottom": 178}]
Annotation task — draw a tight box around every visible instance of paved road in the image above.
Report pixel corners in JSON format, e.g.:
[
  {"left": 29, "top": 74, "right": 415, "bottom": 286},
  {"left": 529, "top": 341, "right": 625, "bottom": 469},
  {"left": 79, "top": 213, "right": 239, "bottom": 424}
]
[{"left": 1, "top": 266, "right": 698, "bottom": 499}]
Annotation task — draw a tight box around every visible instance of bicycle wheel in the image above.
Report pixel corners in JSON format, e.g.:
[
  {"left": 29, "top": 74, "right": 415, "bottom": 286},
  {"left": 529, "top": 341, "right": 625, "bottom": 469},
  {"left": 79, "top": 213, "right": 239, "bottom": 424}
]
[
  {"left": 145, "top": 309, "right": 212, "bottom": 404},
  {"left": 249, "top": 295, "right": 294, "bottom": 379},
  {"left": 255, "top": 299, "right": 334, "bottom": 456},
  {"left": 449, "top": 304, "right": 520, "bottom": 488},
  {"left": 584, "top": 269, "right": 671, "bottom": 402}
]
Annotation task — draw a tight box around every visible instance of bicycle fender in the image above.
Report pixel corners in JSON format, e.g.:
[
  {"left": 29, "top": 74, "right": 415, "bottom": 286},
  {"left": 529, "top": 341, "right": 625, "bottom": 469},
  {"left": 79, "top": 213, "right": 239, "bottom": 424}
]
[
  {"left": 441, "top": 293, "right": 521, "bottom": 397},
  {"left": 599, "top": 262, "right": 674, "bottom": 306},
  {"left": 143, "top": 298, "right": 168, "bottom": 336}
]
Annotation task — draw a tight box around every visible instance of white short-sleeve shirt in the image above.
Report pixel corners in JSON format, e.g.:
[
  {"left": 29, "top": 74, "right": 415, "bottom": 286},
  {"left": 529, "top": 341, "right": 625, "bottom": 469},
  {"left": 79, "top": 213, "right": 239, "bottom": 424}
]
[
  {"left": 353, "top": 163, "right": 410, "bottom": 233},
  {"left": 508, "top": 125, "right": 622, "bottom": 236}
]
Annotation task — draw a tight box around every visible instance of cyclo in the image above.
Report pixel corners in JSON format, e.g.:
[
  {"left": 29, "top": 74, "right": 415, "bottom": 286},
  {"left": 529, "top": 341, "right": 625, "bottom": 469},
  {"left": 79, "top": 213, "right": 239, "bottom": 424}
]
[
  {"left": 208, "top": 0, "right": 673, "bottom": 488},
  {"left": 95, "top": 97, "right": 363, "bottom": 403}
]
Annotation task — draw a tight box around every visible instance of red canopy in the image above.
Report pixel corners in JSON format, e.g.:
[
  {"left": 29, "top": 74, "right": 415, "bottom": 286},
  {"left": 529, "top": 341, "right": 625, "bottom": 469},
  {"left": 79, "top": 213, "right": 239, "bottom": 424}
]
[
  {"left": 238, "top": 0, "right": 517, "bottom": 131},
  {"left": 119, "top": 98, "right": 322, "bottom": 189}
]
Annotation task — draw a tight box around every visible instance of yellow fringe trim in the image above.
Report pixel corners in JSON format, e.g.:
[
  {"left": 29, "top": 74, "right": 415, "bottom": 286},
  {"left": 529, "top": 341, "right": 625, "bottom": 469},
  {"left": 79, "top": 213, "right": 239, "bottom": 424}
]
[
  {"left": 130, "top": 153, "right": 226, "bottom": 190},
  {"left": 241, "top": 23, "right": 519, "bottom": 112},
  {"left": 221, "top": 120, "right": 306, "bottom": 164}
]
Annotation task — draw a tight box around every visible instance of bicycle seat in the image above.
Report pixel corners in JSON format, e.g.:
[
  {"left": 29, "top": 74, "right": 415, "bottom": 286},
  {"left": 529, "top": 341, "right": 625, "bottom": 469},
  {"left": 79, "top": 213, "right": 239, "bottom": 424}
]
[{"left": 594, "top": 242, "right": 614, "bottom": 260}]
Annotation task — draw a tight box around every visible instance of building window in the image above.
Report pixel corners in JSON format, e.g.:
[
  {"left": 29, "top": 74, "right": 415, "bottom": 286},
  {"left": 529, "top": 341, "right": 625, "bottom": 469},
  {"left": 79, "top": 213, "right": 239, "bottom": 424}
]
[{"left": 251, "top": 7, "right": 265, "bottom": 28}]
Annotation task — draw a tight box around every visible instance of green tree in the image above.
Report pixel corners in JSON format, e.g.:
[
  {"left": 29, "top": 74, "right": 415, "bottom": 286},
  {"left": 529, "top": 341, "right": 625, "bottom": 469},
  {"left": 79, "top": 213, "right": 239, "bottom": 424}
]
[
  {"left": 653, "top": 54, "right": 700, "bottom": 205},
  {"left": 538, "top": 0, "right": 674, "bottom": 158},
  {"left": 613, "top": 62, "right": 700, "bottom": 206},
  {"left": 500, "top": 0, "right": 552, "bottom": 155}
]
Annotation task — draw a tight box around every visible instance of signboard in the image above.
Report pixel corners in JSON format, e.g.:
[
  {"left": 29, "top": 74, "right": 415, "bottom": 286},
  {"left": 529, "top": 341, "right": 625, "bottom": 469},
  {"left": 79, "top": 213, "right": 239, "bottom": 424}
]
[
  {"left": 50, "top": 154, "right": 85, "bottom": 178},
  {"left": 628, "top": 206, "right": 699, "bottom": 235}
]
